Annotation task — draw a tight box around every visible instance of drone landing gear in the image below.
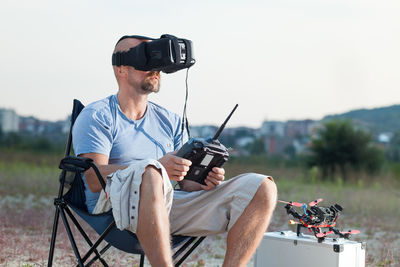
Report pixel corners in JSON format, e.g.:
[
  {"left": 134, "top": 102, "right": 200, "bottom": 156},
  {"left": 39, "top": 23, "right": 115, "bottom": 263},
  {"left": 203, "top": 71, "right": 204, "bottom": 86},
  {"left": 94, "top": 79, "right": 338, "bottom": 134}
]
[
  {"left": 296, "top": 224, "right": 326, "bottom": 243},
  {"left": 296, "top": 224, "right": 312, "bottom": 238},
  {"left": 296, "top": 224, "right": 302, "bottom": 237}
]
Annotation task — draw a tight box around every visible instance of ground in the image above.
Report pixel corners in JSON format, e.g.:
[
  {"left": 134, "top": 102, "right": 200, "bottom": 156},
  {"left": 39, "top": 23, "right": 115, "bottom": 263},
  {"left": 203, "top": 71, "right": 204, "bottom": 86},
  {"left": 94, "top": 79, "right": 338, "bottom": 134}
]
[{"left": 0, "top": 193, "right": 399, "bottom": 267}]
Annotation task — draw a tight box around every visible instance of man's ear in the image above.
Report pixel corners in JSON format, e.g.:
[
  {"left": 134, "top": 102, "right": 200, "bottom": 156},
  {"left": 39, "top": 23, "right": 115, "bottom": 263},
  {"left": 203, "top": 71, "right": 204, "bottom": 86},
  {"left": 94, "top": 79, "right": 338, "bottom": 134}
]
[{"left": 116, "top": 66, "right": 127, "bottom": 77}]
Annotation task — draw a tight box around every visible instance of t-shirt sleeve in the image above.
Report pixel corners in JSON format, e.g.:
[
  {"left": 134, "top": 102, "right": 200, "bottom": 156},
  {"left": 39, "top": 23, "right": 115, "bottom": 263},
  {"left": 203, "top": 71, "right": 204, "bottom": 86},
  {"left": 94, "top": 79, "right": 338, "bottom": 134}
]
[{"left": 72, "top": 107, "right": 113, "bottom": 156}]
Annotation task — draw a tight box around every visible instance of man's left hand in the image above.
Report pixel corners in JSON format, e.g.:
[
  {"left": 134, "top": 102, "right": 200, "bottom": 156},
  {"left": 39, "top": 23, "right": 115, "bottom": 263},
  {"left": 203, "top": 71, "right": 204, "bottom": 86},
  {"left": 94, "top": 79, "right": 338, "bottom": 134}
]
[{"left": 201, "top": 167, "right": 225, "bottom": 190}]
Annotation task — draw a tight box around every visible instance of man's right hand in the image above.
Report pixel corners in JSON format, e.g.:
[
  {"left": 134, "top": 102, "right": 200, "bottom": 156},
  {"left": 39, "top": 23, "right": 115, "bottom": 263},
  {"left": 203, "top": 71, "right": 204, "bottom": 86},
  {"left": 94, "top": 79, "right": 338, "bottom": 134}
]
[{"left": 158, "top": 152, "right": 192, "bottom": 181}]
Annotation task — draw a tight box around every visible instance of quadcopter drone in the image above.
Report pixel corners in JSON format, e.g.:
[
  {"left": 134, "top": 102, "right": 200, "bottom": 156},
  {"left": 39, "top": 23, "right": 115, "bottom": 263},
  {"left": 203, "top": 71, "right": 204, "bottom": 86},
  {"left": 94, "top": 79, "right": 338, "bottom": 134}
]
[{"left": 278, "top": 198, "right": 360, "bottom": 242}]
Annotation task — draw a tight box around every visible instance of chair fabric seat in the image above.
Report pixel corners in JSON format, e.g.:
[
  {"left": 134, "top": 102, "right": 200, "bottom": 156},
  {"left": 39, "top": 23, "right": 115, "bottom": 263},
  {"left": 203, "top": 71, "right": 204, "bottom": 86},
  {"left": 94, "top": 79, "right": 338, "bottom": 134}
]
[{"left": 71, "top": 205, "right": 191, "bottom": 254}]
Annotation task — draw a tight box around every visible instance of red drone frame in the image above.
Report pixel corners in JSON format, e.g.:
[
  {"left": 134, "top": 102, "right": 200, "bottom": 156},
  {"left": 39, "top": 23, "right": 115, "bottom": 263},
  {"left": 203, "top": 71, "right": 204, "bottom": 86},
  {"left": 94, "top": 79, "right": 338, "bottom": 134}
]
[{"left": 278, "top": 198, "right": 360, "bottom": 242}]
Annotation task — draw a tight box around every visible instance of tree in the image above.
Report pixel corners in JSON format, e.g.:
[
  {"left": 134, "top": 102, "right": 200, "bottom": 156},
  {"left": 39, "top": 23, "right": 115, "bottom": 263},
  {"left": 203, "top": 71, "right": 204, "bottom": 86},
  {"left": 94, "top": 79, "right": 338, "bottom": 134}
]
[
  {"left": 308, "top": 120, "right": 383, "bottom": 179},
  {"left": 245, "top": 138, "right": 266, "bottom": 155},
  {"left": 386, "top": 131, "right": 400, "bottom": 162},
  {"left": 4, "top": 132, "right": 23, "bottom": 149}
]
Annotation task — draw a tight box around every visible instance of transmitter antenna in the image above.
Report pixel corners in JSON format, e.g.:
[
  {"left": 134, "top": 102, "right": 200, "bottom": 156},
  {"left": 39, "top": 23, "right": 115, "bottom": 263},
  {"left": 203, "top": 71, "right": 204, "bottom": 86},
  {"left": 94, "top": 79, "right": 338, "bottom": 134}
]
[{"left": 212, "top": 104, "right": 239, "bottom": 141}]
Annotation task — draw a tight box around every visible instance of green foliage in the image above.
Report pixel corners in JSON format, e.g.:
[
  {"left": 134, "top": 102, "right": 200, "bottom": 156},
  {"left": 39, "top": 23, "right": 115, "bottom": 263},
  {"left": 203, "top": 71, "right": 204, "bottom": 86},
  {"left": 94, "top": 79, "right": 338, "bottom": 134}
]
[
  {"left": 245, "top": 138, "right": 266, "bottom": 155},
  {"left": 283, "top": 144, "right": 296, "bottom": 160},
  {"left": 386, "top": 131, "right": 400, "bottom": 162},
  {"left": 308, "top": 120, "right": 384, "bottom": 179},
  {"left": 0, "top": 158, "right": 60, "bottom": 196},
  {"left": 387, "top": 162, "right": 400, "bottom": 180},
  {"left": 0, "top": 132, "right": 65, "bottom": 153},
  {"left": 219, "top": 134, "right": 236, "bottom": 148}
]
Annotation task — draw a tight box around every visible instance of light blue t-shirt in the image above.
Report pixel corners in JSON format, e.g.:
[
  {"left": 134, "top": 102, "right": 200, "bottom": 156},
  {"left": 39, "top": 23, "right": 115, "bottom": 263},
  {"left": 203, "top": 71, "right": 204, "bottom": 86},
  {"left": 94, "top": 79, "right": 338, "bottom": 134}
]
[{"left": 72, "top": 94, "right": 184, "bottom": 212}]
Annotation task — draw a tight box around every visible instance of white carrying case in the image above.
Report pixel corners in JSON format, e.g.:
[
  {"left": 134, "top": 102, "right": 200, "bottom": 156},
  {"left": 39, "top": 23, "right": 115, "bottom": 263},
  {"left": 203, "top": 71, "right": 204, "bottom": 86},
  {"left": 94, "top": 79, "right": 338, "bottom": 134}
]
[{"left": 254, "top": 231, "right": 366, "bottom": 267}]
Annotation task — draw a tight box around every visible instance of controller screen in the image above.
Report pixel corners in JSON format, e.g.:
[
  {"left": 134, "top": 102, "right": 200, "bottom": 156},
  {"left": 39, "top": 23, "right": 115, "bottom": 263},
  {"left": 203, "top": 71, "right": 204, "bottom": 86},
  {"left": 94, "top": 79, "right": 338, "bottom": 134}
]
[{"left": 200, "top": 154, "right": 214, "bottom": 166}]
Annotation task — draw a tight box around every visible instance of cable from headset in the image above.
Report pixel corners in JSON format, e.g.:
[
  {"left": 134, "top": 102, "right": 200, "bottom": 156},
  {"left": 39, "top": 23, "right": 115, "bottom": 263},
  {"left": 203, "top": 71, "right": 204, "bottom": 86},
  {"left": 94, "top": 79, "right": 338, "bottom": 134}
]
[{"left": 181, "top": 67, "right": 191, "bottom": 144}]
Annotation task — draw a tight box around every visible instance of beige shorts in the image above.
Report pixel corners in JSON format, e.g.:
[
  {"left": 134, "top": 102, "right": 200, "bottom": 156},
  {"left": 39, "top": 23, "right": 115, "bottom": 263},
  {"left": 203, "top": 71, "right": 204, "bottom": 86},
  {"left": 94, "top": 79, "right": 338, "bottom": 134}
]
[
  {"left": 170, "top": 173, "right": 269, "bottom": 236},
  {"left": 94, "top": 161, "right": 269, "bottom": 236}
]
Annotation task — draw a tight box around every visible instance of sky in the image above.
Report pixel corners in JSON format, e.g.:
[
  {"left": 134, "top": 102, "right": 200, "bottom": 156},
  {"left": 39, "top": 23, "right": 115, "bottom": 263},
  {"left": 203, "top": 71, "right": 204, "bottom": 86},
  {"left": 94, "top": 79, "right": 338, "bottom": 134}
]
[{"left": 1, "top": 0, "right": 400, "bottom": 127}]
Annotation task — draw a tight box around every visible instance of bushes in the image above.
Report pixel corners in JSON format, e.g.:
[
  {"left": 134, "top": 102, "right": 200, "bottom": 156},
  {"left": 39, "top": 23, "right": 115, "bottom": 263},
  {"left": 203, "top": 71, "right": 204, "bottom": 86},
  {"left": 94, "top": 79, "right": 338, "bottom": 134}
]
[
  {"left": 308, "top": 120, "right": 384, "bottom": 179},
  {"left": 0, "top": 132, "right": 65, "bottom": 154}
]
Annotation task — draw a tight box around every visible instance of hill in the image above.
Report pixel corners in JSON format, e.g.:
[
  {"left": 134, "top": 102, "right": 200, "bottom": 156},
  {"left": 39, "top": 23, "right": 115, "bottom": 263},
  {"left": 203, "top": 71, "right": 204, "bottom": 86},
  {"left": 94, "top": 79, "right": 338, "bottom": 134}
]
[{"left": 323, "top": 105, "right": 400, "bottom": 135}]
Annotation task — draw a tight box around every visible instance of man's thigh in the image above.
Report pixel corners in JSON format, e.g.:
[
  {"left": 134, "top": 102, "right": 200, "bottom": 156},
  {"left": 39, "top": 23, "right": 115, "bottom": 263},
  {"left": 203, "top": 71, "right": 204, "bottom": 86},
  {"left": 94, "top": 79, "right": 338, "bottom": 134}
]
[{"left": 170, "top": 173, "right": 270, "bottom": 236}]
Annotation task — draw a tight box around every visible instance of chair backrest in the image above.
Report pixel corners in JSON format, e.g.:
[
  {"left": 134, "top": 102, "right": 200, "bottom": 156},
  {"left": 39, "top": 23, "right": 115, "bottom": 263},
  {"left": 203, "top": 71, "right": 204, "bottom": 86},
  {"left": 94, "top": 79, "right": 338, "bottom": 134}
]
[
  {"left": 65, "top": 99, "right": 85, "bottom": 157},
  {"left": 62, "top": 99, "right": 87, "bottom": 211}
]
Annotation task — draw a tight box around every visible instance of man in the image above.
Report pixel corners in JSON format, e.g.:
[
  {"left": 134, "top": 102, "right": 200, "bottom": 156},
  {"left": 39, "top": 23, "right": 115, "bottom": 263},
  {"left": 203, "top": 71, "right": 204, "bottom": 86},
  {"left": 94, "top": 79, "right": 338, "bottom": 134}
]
[{"left": 72, "top": 36, "right": 277, "bottom": 267}]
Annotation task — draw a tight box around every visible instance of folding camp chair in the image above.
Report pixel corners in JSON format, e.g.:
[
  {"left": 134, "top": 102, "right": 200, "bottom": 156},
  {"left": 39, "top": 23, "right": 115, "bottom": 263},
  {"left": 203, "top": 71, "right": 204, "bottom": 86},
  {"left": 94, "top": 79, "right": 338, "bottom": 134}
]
[{"left": 48, "top": 99, "right": 205, "bottom": 267}]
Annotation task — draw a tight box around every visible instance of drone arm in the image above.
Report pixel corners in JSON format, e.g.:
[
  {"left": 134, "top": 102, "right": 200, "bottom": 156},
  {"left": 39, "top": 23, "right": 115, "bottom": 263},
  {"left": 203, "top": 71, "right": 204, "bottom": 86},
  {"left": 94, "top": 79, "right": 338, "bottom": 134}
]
[
  {"left": 285, "top": 205, "right": 303, "bottom": 220},
  {"left": 331, "top": 227, "right": 346, "bottom": 238}
]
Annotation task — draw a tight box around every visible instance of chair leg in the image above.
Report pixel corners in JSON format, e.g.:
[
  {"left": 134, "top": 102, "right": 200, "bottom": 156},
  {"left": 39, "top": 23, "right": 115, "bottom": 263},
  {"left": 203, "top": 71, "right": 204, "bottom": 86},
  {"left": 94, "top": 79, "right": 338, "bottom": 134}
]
[
  {"left": 174, "top": 237, "right": 206, "bottom": 267},
  {"left": 47, "top": 206, "right": 61, "bottom": 267},
  {"left": 64, "top": 207, "right": 109, "bottom": 266},
  {"left": 79, "top": 221, "right": 116, "bottom": 264},
  {"left": 140, "top": 254, "right": 145, "bottom": 267},
  {"left": 85, "top": 244, "right": 111, "bottom": 267},
  {"left": 59, "top": 207, "right": 85, "bottom": 267},
  {"left": 172, "top": 237, "right": 196, "bottom": 260}
]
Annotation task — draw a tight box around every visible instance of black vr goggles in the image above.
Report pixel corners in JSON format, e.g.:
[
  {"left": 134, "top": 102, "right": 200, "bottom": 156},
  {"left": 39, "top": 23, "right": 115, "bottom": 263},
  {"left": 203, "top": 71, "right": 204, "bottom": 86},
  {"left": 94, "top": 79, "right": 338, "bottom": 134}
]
[{"left": 112, "top": 34, "right": 195, "bottom": 74}]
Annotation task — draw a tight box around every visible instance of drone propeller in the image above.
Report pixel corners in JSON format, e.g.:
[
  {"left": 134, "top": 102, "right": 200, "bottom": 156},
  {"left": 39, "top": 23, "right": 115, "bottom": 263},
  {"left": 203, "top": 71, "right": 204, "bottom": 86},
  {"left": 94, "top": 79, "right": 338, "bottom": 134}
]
[
  {"left": 308, "top": 198, "right": 323, "bottom": 207},
  {"left": 315, "top": 231, "right": 334, "bottom": 238},
  {"left": 278, "top": 200, "right": 304, "bottom": 207},
  {"left": 340, "top": 230, "right": 360, "bottom": 235}
]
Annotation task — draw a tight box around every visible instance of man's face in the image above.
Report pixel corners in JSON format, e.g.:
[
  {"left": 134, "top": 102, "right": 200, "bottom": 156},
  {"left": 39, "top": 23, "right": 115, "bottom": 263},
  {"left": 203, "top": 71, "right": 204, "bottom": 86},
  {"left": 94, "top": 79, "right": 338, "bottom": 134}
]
[
  {"left": 139, "top": 70, "right": 161, "bottom": 93},
  {"left": 123, "top": 38, "right": 161, "bottom": 93},
  {"left": 124, "top": 67, "right": 161, "bottom": 94},
  {"left": 118, "top": 38, "right": 161, "bottom": 94}
]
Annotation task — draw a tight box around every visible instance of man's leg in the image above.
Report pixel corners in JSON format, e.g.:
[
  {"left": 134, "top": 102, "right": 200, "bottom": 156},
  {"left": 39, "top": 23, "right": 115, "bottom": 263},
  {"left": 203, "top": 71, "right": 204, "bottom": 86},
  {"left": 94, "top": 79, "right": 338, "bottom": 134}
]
[
  {"left": 223, "top": 177, "right": 277, "bottom": 267},
  {"left": 136, "top": 166, "right": 173, "bottom": 267}
]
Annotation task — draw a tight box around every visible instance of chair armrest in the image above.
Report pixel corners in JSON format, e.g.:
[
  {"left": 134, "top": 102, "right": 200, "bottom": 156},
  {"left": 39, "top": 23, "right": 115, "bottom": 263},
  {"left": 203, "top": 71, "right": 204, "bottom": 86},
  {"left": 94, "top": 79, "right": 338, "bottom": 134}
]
[{"left": 59, "top": 156, "right": 106, "bottom": 190}]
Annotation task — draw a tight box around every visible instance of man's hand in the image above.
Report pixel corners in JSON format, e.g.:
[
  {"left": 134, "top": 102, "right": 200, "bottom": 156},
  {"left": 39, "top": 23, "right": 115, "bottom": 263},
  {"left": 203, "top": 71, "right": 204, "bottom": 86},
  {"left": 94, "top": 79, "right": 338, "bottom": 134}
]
[
  {"left": 200, "top": 167, "right": 225, "bottom": 190},
  {"left": 158, "top": 152, "right": 192, "bottom": 181}
]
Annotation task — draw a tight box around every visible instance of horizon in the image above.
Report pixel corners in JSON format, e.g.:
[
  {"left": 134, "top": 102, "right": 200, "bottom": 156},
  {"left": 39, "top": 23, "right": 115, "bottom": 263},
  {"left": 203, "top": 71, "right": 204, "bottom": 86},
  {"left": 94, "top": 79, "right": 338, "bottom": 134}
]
[{"left": 4, "top": 101, "right": 399, "bottom": 128}]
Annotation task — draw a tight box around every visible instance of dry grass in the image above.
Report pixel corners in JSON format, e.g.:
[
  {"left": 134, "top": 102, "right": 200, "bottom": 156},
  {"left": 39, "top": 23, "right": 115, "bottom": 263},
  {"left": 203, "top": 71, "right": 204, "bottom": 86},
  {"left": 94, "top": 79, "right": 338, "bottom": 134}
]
[{"left": 1, "top": 152, "right": 400, "bottom": 266}]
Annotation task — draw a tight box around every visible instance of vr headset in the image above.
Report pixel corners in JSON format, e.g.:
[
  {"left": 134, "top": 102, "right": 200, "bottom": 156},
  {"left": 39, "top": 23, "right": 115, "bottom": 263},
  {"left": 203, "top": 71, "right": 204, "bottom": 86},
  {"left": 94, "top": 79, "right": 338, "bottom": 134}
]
[{"left": 112, "top": 34, "right": 195, "bottom": 74}]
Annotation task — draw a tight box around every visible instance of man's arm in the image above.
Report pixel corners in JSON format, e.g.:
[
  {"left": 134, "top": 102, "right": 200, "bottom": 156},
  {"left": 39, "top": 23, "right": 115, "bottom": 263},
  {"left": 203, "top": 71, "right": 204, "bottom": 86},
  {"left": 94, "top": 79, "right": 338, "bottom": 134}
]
[
  {"left": 82, "top": 151, "right": 225, "bottom": 193},
  {"left": 80, "top": 152, "right": 127, "bottom": 193},
  {"left": 83, "top": 151, "right": 195, "bottom": 193}
]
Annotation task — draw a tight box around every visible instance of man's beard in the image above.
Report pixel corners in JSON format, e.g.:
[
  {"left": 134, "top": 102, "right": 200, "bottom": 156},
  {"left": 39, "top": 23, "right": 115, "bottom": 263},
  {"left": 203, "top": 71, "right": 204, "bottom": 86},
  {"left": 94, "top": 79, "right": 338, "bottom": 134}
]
[{"left": 141, "top": 72, "right": 160, "bottom": 93}]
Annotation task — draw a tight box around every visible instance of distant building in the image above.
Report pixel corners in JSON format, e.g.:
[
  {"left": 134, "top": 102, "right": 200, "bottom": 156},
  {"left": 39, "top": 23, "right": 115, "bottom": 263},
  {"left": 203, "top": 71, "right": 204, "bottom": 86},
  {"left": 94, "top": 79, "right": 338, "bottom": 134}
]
[
  {"left": 19, "top": 116, "right": 41, "bottom": 134},
  {"left": 190, "top": 125, "right": 218, "bottom": 138},
  {"left": 285, "top": 120, "right": 319, "bottom": 138},
  {"left": 292, "top": 137, "right": 311, "bottom": 154},
  {"left": 263, "top": 135, "right": 290, "bottom": 155},
  {"left": 260, "top": 121, "right": 285, "bottom": 137},
  {"left": 377, "top": 132, "right": 393, "bottom": 143},
  {"left": 0, "top": 108, "right": 19, "bottom": 133},
  {"left": 236, "top": 136, "right": 254, "bottom": 148}
]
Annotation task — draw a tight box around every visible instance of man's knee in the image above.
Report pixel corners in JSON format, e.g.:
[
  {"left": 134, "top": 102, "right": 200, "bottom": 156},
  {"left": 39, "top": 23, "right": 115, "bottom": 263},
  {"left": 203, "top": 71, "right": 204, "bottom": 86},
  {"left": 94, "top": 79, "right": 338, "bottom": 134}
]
[
  {"left": 141, "top": 165, "right": 164, "bottom": 196},
  {"left": 254, "top": 176, "right": 278, "bottom": 210}
]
